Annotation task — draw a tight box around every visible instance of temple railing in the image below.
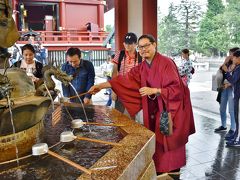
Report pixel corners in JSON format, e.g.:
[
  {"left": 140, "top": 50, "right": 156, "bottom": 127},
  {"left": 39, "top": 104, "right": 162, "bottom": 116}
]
[
  {"left": 17, "top": 30, "right": 109, "bottom": 44},
  {"left": 48, "top": 50, "right": 109, "bottom": 67}
]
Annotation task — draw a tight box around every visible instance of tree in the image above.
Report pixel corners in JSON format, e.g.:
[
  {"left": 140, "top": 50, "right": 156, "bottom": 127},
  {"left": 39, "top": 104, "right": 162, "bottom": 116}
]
[
  {"left": 158, "top": 3, "right": 183, "bottom": 56},
  {"left": 176, "top": 0, "right": 202, "bottom": 50},
  {"left": 197, "top": 0, "right": 225, "bottom": 56},
  {"left": 223, "top": 0, "right": 240, "bottom": 46},
  {"left": 105, "top": 24, "right": 113, "bottom": 32}
]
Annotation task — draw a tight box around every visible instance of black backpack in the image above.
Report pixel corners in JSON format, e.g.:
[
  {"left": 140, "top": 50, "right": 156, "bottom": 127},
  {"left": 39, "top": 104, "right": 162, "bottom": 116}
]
[{"left": 117, "top": 50, "right": 142, "bottom": 72}]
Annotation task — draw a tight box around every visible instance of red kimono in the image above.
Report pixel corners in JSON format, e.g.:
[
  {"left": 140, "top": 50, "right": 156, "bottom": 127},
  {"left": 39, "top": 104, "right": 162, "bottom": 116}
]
[{"left": 109, "top": 53, "right": 195, "bottom": 172}]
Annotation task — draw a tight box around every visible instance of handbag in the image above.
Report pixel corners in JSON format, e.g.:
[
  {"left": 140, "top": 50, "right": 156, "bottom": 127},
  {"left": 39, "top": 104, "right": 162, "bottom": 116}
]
[
  {"left": 212, "top": 68, "right": 223, "bottom": 91},
  {"left": 159, "top": 98, "right": 173, "bottom": 136}
]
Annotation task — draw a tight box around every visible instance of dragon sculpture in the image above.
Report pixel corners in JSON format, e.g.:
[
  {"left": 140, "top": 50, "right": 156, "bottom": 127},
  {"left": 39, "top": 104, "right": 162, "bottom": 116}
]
[
  {"left": 0, "top": 73, "right": 12, "bottom": 100},
  {"left": 0, "top": 0, "right": 20, "bottom": 48},
  {"left": 35, "top": 65, "right": 73, "bottom": 97}
]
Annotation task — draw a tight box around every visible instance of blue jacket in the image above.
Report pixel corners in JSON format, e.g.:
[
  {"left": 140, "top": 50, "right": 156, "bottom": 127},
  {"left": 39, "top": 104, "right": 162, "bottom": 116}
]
[
  {"left": 226, "top": 65, "right": 240, "bottom": 100},
  {"left": 61, "top": 59, "right": 95, "bottom": 103}
]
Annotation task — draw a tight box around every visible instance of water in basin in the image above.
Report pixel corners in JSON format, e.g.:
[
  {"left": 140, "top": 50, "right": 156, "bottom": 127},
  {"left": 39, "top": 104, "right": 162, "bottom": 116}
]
[{"left": 0, "top": 105, "right": 124, "bottom": 179}]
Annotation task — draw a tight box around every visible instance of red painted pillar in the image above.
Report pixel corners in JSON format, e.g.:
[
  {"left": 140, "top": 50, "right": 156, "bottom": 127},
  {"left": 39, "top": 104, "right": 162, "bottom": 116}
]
[
  {"left": 114, "top": 0, "right": 128, "bottom": 51},
  {"left": 59, "top": 1, "right": 66, "bottom": 30},
  {"left": 12, "top": 0, "right": 18, "bottom": 27},
  {"left": 115, "top": 0, "right": 157, "bottom": 50},
  {"left": 97, "top": 3, "right": 104, "bottom": 31},
  {"left": 142, "top": 0, "right": 157, "bottom": 40}
]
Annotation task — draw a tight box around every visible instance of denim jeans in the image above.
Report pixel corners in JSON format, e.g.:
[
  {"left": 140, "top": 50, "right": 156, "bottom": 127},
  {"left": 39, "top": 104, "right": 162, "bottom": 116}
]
[{"left": 220, "top": 87, "right": 236, "bottom": 130}]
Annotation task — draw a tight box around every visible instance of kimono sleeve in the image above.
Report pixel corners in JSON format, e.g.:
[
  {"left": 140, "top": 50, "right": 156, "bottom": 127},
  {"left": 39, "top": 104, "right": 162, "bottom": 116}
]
[{"left": 109, "top": 65, "right": 142, "bottom": 116}]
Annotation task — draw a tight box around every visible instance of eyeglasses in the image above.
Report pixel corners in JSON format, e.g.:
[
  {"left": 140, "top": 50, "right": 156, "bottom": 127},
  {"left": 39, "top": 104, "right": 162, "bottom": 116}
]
[{"left": 137, "top": 43, "right": 152, "bottom": 50}]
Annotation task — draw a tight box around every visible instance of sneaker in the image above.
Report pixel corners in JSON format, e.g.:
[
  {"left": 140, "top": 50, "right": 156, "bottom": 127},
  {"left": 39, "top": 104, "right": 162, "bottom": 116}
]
[
  {"left": 214, "top": 126, "right": 227, "bottom": 132},
  {"left": 226, "top": 140, "right": 240, "bottom": 147},
  {"left": 225, "top": 134, "right": 236, "bottom": 142},
  {"left": 225, "top": 130, "right": 235, "bottom": 139}
]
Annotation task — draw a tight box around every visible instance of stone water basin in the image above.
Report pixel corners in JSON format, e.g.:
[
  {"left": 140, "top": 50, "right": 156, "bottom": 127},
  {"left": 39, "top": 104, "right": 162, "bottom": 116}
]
[{"left": 0, "top": 103, "right": 156, "bottom": 179}]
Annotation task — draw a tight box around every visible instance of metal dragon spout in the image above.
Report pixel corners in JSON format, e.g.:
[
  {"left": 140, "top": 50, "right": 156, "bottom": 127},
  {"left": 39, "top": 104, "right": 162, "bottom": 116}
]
[
  {"left": 0, "top": 51, "right": 13, "bottom": 101},
  {"left": 36, "top": 65, "right": 73, "bottom": 97},
  {"left": 0, "top": 73, "right": 12, "bottom": 100}
]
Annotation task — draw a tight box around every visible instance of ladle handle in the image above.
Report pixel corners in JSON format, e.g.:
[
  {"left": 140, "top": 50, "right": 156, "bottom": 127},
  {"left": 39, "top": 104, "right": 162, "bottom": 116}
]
[
  {"left": 76, "top": 137, "right": 122, "bottom": 146},
  {"left": 68, "top": 92, "right": 89, "bottom": 100},
  {"left": 48, "top": 150, "right": 92, "bottom": 175},
  {"left": 85, "top": 122, "right": 125, "bottom": 127}
]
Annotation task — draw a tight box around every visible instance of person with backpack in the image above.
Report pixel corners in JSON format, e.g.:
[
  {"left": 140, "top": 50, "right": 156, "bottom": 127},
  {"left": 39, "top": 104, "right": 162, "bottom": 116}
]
[
  {"left": 111, "top": 32, "right": 142, "bottom": 115},
  {"left": 88, "top": 34, "right": 195, "bottom": 178}
]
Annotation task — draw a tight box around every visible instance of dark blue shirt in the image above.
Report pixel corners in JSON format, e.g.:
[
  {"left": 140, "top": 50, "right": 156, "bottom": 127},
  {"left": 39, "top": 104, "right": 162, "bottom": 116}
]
[
  {"left": 226, "top": 65, "right": 240, "bottom": 100},
  {"left": 61, "top": 59, "right": 95, "bottom": 103}
]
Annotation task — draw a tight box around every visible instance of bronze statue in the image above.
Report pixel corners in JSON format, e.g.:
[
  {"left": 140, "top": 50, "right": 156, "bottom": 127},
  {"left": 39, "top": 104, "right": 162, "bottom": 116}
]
[{"left": 0, "top": 0, "right": 20, "bottom": 48}]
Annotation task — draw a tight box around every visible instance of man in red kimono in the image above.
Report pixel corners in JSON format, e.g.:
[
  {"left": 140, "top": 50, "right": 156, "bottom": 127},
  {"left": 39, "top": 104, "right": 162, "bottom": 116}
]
[{"left": 89, "top": 34, "right": 195, "bottom": 177}]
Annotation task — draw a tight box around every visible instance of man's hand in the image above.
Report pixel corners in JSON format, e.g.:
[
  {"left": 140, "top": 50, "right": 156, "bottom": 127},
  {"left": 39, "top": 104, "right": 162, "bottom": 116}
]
[
  {"left": 83, "top": 97, "right": 91, "bottom": 105},
  {"left": 88, "top": 84, "right": 102, "bottom": 95},
  {"left": 139, "top": 87, "right": 159, "bottom": 96},
  {"left": 111, "top": 91, "right": 117, "bottom": 101}
]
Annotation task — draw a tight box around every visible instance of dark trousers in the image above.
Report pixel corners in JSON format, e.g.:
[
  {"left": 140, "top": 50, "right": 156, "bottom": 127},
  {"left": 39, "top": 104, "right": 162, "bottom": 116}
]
[{"left": 115, "top": 98, "right": 125, "bottom": 113}]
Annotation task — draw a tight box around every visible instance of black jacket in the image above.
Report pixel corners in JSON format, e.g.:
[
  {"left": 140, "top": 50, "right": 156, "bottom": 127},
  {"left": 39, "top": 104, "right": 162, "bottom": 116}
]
[{"left": 12, "top": 60, "right": 43, "bottom": 78}]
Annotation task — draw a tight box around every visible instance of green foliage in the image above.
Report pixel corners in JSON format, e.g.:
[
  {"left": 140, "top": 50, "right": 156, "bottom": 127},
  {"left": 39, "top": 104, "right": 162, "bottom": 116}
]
[
  {"left": 158, "top": 0, "right": 240, "bottom": 57},
  {"left": 105, "top": 25, "right": 113, "bottom": 32},
  {"left": 196, "top": 0, "right": 226, "bottom": 55},
  {"left": 205, "top": 0, "right": 224, "bottom": 17},
  {"left": 158, "top": 1, "right": 202, "bottom": 56},
  {"left": 158, "top": 3, "right": 182, "bottom": 56}
]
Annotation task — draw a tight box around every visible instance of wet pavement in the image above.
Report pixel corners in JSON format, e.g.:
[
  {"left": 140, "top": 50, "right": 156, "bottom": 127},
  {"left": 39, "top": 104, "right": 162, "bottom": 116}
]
[{"left": 179, "top": 69, "right": 240, "bottom": 180}]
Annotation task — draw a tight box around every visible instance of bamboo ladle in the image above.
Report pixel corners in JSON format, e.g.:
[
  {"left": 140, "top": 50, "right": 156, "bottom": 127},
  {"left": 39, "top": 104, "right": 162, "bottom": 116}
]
[
  {"left": 60, "top": 131, "right": 121, "bottom": 146},
  {"left": 32, "top": 143, "right": 91, "bottom": 175},
  {"left": 71, "top": 119, "right": 125, "bottom": 128}
]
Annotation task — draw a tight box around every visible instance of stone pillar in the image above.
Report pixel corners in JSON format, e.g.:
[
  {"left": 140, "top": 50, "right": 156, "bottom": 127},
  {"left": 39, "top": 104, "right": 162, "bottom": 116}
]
[
  {"left": 59, "top": 1, "right": 66, "bottom": 30},
  {"left": 115, "top": 0, "right": 157, "bottom": 50},
  {"left": 142, "top": 0, "right": 157, "bottom": 41},
  {"left": 128, "top": 0, "right": 143, "bottom": 40},
  {"left": 114, "top": 0, "right": 128, "bottom": 50},
  {"left": 98, "top": 2, "right": 105, "bottom": 31}
]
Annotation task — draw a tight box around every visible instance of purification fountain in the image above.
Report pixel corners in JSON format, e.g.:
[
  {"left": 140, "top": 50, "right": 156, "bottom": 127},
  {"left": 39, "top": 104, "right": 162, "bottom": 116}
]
[{"left": 0, "top": 1, "right": 156, "bottom": 179}]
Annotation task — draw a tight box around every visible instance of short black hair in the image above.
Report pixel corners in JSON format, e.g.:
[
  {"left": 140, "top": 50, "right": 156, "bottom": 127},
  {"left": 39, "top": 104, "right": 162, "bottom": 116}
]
[
  {"left": 124, "top": 32, "right": 138, "bottom": 44},
  {"left": 111, "top": 54, "right": 115, "bottom": 59},
  {"left": 66, "top": 48, "right": 81, "bottom": 59},
  {"left": 233, "top": 50, "right": 240, "bottom": 57},
  {"left": 182, "top": 49, "right": 190, "bottom": 55},
  {"left": 138, "top": 34, "right": 156, "bottom": 44},
  {"left": 22, "top": 44, "right": 35, "bottom": 54},
  {"left": 229, "top": 47, "right": 239, "bottom": 53}
]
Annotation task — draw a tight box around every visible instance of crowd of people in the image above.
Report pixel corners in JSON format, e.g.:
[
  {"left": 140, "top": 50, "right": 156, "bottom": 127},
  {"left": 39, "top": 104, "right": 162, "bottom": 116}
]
[
  {"left": 214, "top": 47, "right": 240, "bottom": 147},
  {"left": 89, "top": 33, "right": 195, "bottom": 179},
  {"left": 19, "top": 32, "right": 240, "bottom": 179},
  {"left": 10, "top": 32, "right": 198, "bottom": 179}
]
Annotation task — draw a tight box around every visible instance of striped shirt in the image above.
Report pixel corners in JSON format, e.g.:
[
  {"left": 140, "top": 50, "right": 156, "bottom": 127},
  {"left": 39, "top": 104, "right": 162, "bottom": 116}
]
[{"left": 112, "top": 50, "right": 139, "bottom": 75}]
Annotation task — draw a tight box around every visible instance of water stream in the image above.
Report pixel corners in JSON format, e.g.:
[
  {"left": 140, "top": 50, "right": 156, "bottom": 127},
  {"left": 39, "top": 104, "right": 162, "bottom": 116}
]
[
  {"left": 44, "top": 82, "right": 55, "bottom": 111},
  {"left": 7, "top": 95, "right": 19, "bottom": 166},
  {"left": 69, "top": 83, "right": 91, "bottom": 131}
]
